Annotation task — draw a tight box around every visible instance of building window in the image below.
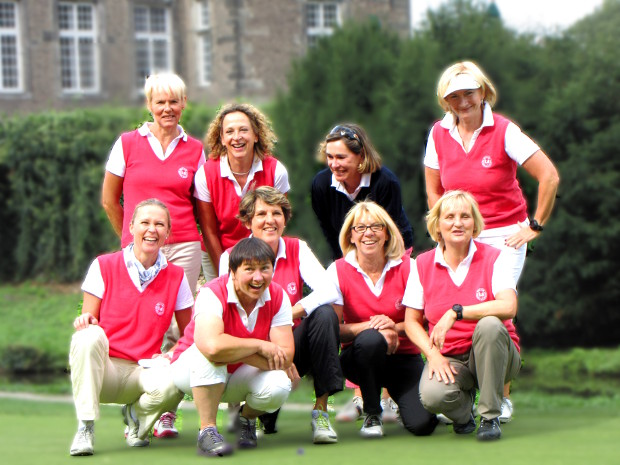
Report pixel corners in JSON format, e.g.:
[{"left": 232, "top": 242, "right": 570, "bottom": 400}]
[
  {"left": 306, "top": 2, "right": 341, "bottom": 48},
  {"left": 134, "top": 4, "right": 172, "bottom": 89},
  {"left": 58, "top": 2, "right": 99, "bottom": 93},
  {"left": 195, "top": 0, "right": 212, "bottom": 85},
  {"left": 0, "top": 1, "right": 22, "bottom": 92}
]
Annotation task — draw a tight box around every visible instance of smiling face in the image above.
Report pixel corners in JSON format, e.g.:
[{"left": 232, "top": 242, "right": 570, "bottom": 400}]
[
  {"left": 445, "top": 88, "right": 484, "bottom": 122},
  {"left": 232, "top": 259, "right": 274, "bottom": 306},
  {"left": 350, "top": 212, "right": 387, "bottom": 259},
  {"left": 221, "top": 111, "right": 258, "bottom": 162},
  {"left": 248, "top": 199, "right": 286, "bottom": 252},
  {"left": 147, "top": 89, "right": 186, "bottom": 131},
  {"left": 438, "top": 201, "right": 475, "bottom": 247},
  {"left": 129, "top": 205, "right": 170, "bottom": 259},
  {"left": 325, "top": 139, "right": 362, "bottom": 192}
]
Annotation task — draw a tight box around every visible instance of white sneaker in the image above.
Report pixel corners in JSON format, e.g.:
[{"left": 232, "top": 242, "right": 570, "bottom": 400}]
[
  {"left": 499, "top": 397, "right": 513, "bottom": 423},
  {"left": 122, "top": 404, "right": 149, "bottom": 447},
  {"left": 335, "top": 396, "right": 363, "bottom": 422},
  {"left": 311, "top": 410, "right": 338, "bottom": 444},
  {"left": 70, "top": 424, "right": 94, "bottom": 456},
  {"left": 154, "top": 412, "right": 178, "bottom": 438},
  {"left": 360, "top": 414, "right": 384, "bottom": 438},
  {"left": 380, "top": 397, "right": 400, "bottom": 424}
]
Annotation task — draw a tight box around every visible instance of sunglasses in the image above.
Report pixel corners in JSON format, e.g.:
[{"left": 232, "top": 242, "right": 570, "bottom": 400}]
[{"left": 329, "top": 125, "right": 361, "bottom": 144}]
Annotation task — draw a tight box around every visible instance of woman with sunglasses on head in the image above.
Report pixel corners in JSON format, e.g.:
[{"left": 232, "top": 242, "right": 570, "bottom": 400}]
[
  {"left": 311, "top": 123, "right": 414, "bottom": 262},
  {"left": 323, "top": 201, "right": 438, "bottom": 439},
  {"left": 311, "top": 123, "right": 414, "bottom": 422}
]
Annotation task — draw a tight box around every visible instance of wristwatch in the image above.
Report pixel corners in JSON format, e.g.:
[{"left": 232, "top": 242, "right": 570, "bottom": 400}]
[
  {"left": 529, "top": 219, "right": 544, "bottom": 232},
  {"left": 451, "top": 304, "right": 463, "bottom": 321}
]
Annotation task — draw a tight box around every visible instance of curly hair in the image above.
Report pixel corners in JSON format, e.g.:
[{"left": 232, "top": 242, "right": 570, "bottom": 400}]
[{"left": 204, "top": 103, "right": 277, "bottom": 160}]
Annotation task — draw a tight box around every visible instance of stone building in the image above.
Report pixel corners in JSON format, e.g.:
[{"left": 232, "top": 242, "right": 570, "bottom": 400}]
[{"left": 0, "top": 0, "right": 410, "bottom": 115}]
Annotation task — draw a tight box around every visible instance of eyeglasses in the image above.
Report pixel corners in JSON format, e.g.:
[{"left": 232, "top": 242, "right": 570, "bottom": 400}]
[
  {"left": 351, "top": 223, "right": 385, "bottom": 234},
  {"left": 329, "top": 125, "right": 361, "bottom": 144}
]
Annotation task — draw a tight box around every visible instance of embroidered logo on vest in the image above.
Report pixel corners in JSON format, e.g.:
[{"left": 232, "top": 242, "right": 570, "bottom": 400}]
[
  {"left": 481, "top": 155, "right": 493, "bottom": 168},
  {"left": 178, "top": 167, "right": 189, "bottom": 178},
  {"left": 395, "top": 298, "right": 405, "bottom": 311},
  {"left": 155, "top": 302, "right": 165, "bottom": 316},
  {"left": 287, "top": 282, "right": 298, "bottom": 295},
  {"left": 475, "top": 288, "right": 488, "bottom": 301}
]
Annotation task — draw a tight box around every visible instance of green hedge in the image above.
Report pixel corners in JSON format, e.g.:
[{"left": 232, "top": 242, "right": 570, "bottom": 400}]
[{"left": 0, "top": 104, "right": 214, "bottom": 282}]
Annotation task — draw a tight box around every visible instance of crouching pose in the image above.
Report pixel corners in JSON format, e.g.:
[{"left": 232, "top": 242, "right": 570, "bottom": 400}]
[
  {"left": 172, "top": 237, "right": 294, "bottom": 456},
  {"left": 404, "top": 190, "right": 521, "bottom": 441},
  {"left": 68, "top": 199, "right": 193, "bottom": 456}
]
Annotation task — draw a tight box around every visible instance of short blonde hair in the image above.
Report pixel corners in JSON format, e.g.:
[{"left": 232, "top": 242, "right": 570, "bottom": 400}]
[
  {"left": 205, "top": 103, "right": 277, "bottom": 160},
  {"left": 426, "top": 190, "right": 485, "bottom": 243},
  {"left": 436, "top": 61, "right": 497, "bottom": 114},
  {"left": 339, "top": 201, "right": 405, "bottom": 260},
  {"left": 144, "top": 73, "right": 187, "bottom": 104},
  {"left": 317, "top": 123, "right": 382, "bottom": 174}
]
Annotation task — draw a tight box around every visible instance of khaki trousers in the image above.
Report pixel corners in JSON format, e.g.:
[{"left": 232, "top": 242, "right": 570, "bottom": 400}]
[
  {"left": 69, "top": 325, "right": 183, "bottom": 439},
  {"left": 419, "top": 316, "right": 521, "bottom": 423}
]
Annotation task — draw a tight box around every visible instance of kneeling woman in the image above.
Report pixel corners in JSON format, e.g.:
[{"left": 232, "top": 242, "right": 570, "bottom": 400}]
[
  {"left": 325, "top": 201, "right": 437, "bottom": 438},
  {"left": 403, "top": 190, "right": 521, "bottom": 441},
  {"left": 68, "top": 199, "right": 193, "bottom": 456},
  {"left": 172, "top": 237, "right": 294, "bottom": 457}
]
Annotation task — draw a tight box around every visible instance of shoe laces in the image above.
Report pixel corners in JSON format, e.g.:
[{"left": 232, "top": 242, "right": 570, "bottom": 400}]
[
  {"left": 480, "top": 418, "right": 500, "bottom": 429},
  {"left": 160, "top": 412, "right": 176, "bottom": 429},
  {"left": 239, "top": 417, "right": 257, "bottom": 440},
  {"left": 201, "top": 426, "right": 224, "bottom": 444},
  {"left": 364, "top": 414, "right": 382, "bottom": 428},
  {"left": 315, "top": 412, "right": 331, "bottom": 430},
  {"left": 76, "top": 425, "right": 94, "bottom": 442}
]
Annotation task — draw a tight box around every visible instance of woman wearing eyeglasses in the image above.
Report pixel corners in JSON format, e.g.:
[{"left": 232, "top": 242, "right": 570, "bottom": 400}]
[
  {"left": 323, "top": 201, "right": 437, "bottom": 439},
  {"left": 311, "top": 123, "right": 414, "bottom": 262}
]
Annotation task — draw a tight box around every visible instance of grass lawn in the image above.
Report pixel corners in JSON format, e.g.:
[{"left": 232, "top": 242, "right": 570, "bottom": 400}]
[{"left": 1, "top": 394, "right": 618, "bottom": 465}]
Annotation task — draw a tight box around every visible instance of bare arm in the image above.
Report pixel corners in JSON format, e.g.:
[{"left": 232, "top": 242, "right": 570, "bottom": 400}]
[
  {"left": 73, "top": 292, "right": 101, "bottom": 330},
  {"left": 424, "top": 167, "right": 444, "bottom": 209},
  {"left": 101, "top": 171, "right": 124, "bottom": 238},
  {"left": 196, "top": 199, "right": 223, "bottom": 272},
  {"left": 506, "top": 150, "right": 560, "bottom": 248},
  {"left": 174, "top": 308, "right": 192, "bottom": 339}
]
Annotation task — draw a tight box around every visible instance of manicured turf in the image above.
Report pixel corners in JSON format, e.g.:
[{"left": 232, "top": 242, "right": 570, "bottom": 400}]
[{"left": 2, "top": 396, "right": 618, "bottom": 465}]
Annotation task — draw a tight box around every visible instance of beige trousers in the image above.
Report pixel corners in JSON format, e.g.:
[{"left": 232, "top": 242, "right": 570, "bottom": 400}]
[
  {"left": 69, "top": 325, "right": 183, "bottom": 439},
  {"left": 419, "top": 316, "right": 521, "bottom": 423}
]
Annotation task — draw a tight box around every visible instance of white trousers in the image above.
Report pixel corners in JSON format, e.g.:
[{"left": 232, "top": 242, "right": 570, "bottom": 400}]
[
  {"left": 69, "top": 325, "right": 183, "bottom": 439},
  {"left": 172, "top": 344, "right": 291, "bottom": 413}
]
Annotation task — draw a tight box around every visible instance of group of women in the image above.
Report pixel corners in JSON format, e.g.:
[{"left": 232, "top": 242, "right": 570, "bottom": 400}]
[{"left": 68, "top": 60, "right": 559, "bottom": 456}]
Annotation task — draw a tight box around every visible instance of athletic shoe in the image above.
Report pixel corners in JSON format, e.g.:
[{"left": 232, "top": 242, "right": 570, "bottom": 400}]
[
  {"left": 197, "top": 426, "right": 233, "bottom": 457},
  {"left": 436, "top": 413, "right": 453, "bottom": 425},
  {"left": 360, "top": 414, "right": 384, "bottom": 438},
  {"left": 477, "top": 417, "right": 502, "bottom": 441},
  {"left": 380, "top": 397, "right": 400, "bottom": 424},
  {"left": 453, "top": 413, "right": 476, "bottom": 434},
  {"left": 335, "top": 396, "right": 363, "bottom": 422},
  {"left": 70, "top": 424, "right": 94, "bottom": 456},
  {"left": 122, "top": 404, "right": 149, "bottom": 447},
  {"left": 154, "top": 412, "right": 178, "bottom": 438},
  {"left": 499, "top": 397, "right": 513, "bottom": 423},
  {"left": 236, "top": 412, "right": 258, "bottom": 449},
  {"left": 311, "top": 410, "right": 338, "bottom": 444}
]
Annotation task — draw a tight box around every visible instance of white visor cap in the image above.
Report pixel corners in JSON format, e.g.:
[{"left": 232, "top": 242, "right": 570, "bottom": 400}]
[{"left": 443, "top": 73, "right": 481, "bottom": 98}]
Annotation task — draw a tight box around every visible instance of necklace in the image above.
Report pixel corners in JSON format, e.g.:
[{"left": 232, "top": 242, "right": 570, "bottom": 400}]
[{"left": 230, "top": 168, "right": 251, "bottom": 176}]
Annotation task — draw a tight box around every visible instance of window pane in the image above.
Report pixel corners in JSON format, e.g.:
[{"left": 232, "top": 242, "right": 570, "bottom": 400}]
[
  {"left": 77, "top": 5, "right": 93, "bottom": 31},
  {"left": 59, "top": 37, "right": 75, "bottom": 89},
  {"left": 199, "top": 0, "right": 210, "bottom": 28},
  {"left": 201, "top": 34, "right": 212, "bottom": 82},
  {"left": 134, "top": 6, "right": 148, "bottom": 32},
  {"left": 58, "top": 3, "right": 73, "bottom": 30},
  {"left": 135, "top": 38, "right": 149, "bottom": 86},
  {"left": 323, "top": 4, "right": 338, "bottom": 27},
  {"left": 0, "top": 2, "right": 16, "bottom": 28},
  {"left": 78, "top": 38, "right": 94, "bottom": 88},
  {"left": 153, "top": 39, "right": 168, "bottom": 70},
  {"left": 150, "top": 8, "right": 166, "bottom": 32},
  {"left": 1, "top": 35, "right": 18, "bottom": 87},
  {"left": 306, "top": 3, "right": 318, "bottom": 28}
]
